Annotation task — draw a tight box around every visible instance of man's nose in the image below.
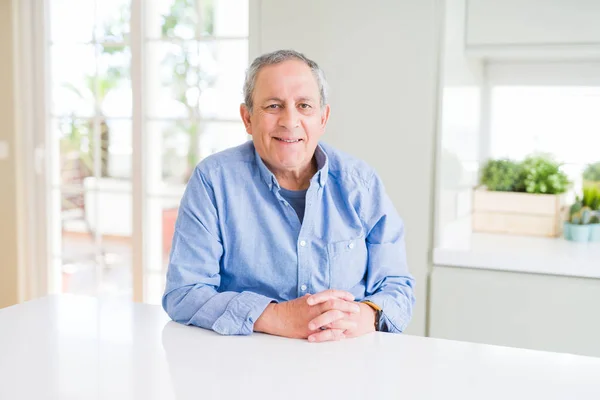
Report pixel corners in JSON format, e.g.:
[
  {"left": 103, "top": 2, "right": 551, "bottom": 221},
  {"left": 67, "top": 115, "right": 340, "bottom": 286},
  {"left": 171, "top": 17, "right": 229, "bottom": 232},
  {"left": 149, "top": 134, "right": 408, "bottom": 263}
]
[{"left": 278, "top": 106, "right": 299, "bottom": 130}]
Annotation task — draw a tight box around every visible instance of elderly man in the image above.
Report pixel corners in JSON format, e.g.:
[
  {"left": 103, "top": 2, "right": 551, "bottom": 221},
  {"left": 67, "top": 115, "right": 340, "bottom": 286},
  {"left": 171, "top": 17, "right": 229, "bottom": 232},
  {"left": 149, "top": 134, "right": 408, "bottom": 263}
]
[{"left": 162, "top": 49, "right": 415, "bottom": 343}]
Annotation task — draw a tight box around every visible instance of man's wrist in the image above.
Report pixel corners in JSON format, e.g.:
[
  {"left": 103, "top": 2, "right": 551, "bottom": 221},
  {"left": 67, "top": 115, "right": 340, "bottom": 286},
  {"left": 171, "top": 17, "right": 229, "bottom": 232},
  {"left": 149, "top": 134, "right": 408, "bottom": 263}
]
[{"left": 254, "top": 302, "right": 279, "bottom": 334}]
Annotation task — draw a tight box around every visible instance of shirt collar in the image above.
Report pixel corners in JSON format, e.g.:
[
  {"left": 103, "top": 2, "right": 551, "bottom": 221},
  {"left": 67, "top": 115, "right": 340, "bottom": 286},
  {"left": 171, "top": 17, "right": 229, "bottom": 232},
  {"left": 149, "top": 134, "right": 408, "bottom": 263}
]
[{"left": 253, "top": 141, "right": 329, "bottom": 191}]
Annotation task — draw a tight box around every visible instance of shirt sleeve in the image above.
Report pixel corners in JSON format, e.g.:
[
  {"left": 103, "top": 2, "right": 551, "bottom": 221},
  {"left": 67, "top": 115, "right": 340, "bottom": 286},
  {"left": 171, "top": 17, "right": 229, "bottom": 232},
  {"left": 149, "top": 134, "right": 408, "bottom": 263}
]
[
  {"left": 361, "top": 172, "right": 416, "bottom": 333},
  {"left": 162, "top": 166, "right": 276, "bottom": 335}
]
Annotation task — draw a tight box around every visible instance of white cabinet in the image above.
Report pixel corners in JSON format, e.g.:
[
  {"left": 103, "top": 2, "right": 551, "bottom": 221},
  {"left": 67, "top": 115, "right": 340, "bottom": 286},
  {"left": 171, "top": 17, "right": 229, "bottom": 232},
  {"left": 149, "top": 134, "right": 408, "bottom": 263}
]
[
  {"left": 429, "top": 265, "right": 600, "bottom": 357},
  {"left": 466, "top": 0, "right": 600, "bottom": 46},
  {"left": 464, "top": 0, "right": 600, "bottom": 59}
]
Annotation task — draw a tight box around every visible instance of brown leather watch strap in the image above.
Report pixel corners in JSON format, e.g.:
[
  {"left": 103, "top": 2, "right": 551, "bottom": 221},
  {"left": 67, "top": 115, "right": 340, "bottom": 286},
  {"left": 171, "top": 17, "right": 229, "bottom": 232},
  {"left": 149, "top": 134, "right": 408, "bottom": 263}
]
[{"left": 361, "top": 300, "right": 382, "bottom": 331}]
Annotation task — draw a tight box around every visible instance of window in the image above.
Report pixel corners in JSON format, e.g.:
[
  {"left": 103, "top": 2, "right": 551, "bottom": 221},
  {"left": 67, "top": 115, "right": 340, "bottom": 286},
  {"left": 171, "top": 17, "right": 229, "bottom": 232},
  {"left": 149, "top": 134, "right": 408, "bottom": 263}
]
[
  {"left": 46, "top": 0, "right": 249, "bottom": 303},
  {"left": 489, "top": 86, "right": 600, "bottom": 192}
]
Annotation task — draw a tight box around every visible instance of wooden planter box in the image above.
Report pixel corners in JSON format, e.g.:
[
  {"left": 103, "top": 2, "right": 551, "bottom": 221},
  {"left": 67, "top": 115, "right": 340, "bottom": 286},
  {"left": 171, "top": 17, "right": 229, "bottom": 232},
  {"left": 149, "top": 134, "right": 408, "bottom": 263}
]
[{"left": 472, "top": 189, "right": 567, "bottom": 237}]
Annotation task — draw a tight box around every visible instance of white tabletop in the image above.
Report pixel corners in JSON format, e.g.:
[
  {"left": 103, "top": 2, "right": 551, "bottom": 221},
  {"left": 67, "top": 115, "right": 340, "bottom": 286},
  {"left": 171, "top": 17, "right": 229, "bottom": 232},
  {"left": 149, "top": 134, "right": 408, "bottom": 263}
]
[{"left": 1, "top": 295, "right": 599, "bottom": 400}]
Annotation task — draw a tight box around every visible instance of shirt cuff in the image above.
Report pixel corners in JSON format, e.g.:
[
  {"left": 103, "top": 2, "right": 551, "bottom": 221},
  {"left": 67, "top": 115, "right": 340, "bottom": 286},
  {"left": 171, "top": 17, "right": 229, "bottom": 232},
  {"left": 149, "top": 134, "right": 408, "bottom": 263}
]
[
  {"left": 211, "top": 291, "right": 277, "bottom": 336},
  {"left": 362, "top": 293, "right": 410, "bottom": 333}
]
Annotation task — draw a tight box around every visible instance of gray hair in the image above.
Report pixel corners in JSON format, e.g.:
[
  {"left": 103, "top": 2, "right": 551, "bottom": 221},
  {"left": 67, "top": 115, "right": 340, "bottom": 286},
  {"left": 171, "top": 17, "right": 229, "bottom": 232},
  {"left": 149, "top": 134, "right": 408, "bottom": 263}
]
[{"left": 243, "top": 49, "right": 329, "bottom": 113}]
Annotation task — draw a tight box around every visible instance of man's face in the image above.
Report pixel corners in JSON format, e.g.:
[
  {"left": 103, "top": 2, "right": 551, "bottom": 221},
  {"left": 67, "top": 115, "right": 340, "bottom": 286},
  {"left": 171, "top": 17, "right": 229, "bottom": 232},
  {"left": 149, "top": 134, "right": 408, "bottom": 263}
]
[{"left": 240, "top": 60, "right": 330, "bottom": 174}]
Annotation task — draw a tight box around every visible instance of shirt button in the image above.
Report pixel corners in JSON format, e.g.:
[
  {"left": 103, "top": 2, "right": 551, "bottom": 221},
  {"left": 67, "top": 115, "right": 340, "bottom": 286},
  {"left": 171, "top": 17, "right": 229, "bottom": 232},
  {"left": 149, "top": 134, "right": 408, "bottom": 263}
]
[
  {"left": 348, "top": 242, "right": 355, "bottom": 249},
  {"left": 300, "top": 285, "right": 307, "bottom": 291},
  {"left": 300, "top": 240, "right": 306, "bottom": 247}
]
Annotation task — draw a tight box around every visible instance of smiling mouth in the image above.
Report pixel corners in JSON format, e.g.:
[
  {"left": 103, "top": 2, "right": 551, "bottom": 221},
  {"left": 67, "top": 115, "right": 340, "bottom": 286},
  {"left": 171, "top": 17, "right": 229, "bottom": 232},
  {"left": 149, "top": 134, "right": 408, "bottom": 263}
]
[{"left": 274, "top": 137, "right": 303, "bottom": 143}]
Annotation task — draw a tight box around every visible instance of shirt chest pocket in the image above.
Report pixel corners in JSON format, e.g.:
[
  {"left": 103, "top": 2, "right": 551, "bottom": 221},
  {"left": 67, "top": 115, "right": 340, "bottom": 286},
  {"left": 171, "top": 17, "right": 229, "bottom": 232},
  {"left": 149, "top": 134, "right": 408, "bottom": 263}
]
[{"left": 327, "top": 236, "right": 368, "bottom": 290}]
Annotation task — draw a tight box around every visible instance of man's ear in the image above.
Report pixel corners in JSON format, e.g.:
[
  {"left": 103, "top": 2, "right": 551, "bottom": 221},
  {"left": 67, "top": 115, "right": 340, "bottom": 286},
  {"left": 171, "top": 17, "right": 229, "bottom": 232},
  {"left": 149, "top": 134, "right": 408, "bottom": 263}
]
[
  {"left": 240, "top": 104, "right": 252, "bottom": 135},
  {"left": 320, "top": 104, "right": 331, "bottom": 128}
]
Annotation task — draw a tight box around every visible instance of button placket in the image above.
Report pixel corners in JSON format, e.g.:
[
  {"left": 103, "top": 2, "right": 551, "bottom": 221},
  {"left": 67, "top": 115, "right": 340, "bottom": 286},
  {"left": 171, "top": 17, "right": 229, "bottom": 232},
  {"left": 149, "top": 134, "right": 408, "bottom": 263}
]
[{"left": 296, "top": 183, "right": 321, "bottom": 298}]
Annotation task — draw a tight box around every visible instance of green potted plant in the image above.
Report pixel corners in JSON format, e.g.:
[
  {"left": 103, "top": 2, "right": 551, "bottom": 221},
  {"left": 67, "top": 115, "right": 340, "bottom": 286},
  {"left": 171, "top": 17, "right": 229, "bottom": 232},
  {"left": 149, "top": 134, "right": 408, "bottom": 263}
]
[
  {"left": 583, "top": 161, "right": 600, "bottom": 189},
  {"left": 583, "top": 185, "right": 600, "bottom": 242},
  {"left": 515, "top": 154, "right": 571, "bottom": 195},
  {"left": 565, "top": 199, "right": 595, "bottom": 242},
  {"left": 479, "top": 159, "right": 521, "bottom": 192},
  {"left": 582, "top": 185, "right": 600, "bottom": 210},
  {"left": 473, "top": 154, "right": 570, "bottom": 237}
]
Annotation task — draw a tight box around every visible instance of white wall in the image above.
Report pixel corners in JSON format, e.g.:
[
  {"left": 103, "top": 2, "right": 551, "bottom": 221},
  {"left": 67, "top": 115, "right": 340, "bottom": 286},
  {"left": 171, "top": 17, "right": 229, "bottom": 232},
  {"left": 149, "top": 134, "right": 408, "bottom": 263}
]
[{"left": 251, "top": 0, "right": 442, "bottom": 336}]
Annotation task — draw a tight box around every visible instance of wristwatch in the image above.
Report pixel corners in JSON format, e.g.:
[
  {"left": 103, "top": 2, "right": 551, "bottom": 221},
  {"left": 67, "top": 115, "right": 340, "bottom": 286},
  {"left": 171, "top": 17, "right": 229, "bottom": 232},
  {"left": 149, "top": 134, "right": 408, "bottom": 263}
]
[{"left": 361, "top": 300, "right": 382, "bottom": 331}]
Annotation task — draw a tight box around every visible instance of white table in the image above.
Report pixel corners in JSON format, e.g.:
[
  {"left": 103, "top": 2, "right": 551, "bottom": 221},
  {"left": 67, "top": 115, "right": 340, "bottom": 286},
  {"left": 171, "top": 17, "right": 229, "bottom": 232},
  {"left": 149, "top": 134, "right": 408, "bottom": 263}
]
[{"left": 1, "top": 295, "right": 599, "bottom": 399}]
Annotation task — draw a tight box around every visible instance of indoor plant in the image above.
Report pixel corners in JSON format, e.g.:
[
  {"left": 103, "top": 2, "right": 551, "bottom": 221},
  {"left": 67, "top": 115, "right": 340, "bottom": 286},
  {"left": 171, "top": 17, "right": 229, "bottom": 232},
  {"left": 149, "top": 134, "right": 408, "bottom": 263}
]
[
  {"left": 516, "top": 154, "right": 571, "bottom": 195},
  {"left": 479, "top": 158, "right": 521, "bottom": 192},
  {"left": 582, "top": 185, "right": 600, "bottom": 242},
  {"left": 582, "top": 185, "right": 600, "bottom": 211},
  {"left": 473, "top": 154, "right": 570, "bottom": 237},
  {"left": 583, "top": 161, "right": 600, "bottom": 188},
  {"left": 564, "top": 200, "right": 593, "bottom": 242}
]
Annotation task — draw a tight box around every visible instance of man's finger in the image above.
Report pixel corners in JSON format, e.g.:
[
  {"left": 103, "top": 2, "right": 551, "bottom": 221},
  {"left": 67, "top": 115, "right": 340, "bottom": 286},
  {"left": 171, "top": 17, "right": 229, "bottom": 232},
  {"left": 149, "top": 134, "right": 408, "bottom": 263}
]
[
  {"left": 308, "top": 328, "right": 346, "bottom": 343},
  {"left": 308, "top": 309, "right": 347, "bottom": 331},
  {"left": 316, "top": 298, "right": 360, "bottom": 315},
  {"left": 306, "top": 289, "right": 355, "bottom": 306},
  {"left": 323, "top": 319, "right": 357, "bottom": 331}
]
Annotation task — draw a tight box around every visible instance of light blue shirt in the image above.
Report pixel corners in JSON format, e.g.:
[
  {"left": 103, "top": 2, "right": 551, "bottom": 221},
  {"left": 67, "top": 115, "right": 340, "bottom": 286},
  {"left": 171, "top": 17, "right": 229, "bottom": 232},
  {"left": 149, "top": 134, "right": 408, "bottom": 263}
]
[{"left": 162, "top": 141, "right": 415, "bottom": 335}]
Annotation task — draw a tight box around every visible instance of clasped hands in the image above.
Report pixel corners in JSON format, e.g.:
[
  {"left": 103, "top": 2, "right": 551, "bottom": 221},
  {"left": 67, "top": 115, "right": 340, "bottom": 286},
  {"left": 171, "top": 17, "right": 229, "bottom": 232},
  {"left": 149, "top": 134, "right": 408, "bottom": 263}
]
[{"left": 254, "top": 289, "right": 376, "bottom": 343}]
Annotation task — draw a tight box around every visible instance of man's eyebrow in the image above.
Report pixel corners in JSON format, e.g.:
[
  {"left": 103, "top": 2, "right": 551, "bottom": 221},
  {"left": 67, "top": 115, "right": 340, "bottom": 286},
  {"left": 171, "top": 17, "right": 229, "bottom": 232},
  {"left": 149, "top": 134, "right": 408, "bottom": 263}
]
[
  {"left": 263, "top": 97, "right": 284, "bottom": 103},
  {"left": 261, "top": 96, "right": 317, "bottom": 104},
  {"left": 296, "top": 97, "right": 316, "bottom": 103}
]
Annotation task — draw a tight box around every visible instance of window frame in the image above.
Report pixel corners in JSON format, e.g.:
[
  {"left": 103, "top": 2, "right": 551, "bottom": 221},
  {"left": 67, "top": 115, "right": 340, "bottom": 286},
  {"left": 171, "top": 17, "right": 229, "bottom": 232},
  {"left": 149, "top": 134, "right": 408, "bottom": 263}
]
[{"left": 25, "top": 0, "right": 253, "bottom": 303}]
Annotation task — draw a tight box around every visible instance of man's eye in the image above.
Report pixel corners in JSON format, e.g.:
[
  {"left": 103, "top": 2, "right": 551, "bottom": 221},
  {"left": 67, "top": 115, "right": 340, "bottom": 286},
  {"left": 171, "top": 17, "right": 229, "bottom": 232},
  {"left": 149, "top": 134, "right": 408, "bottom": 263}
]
[
  {"left": 299, "top": 103, "right": 311, "bottom": 109},
  {"left": 267, "top": 104, "right": 280, "bottom": 109}
]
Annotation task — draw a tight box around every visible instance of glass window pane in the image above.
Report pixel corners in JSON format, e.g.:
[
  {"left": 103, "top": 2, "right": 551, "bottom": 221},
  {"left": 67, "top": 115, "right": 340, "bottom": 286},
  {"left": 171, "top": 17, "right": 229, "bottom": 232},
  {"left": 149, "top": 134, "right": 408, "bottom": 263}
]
[
  {"left": 146, "top": 41, "right": 206, "bottom": 119},
  {"left": 145, "top": 0, "right": 198, "bottom": 40},
  {"left": 58, "top": 246, "right": 133, "bottom": 298},
  {"left": 53, "top": 186, "right": 132, "bottom": 299},
  {"left": 198, "top": 0, "right": 215, "bottom": 36},
  {"left": 95, "top": 0, "right": 131, "bottom": 43},
  {"left": 105, "top": 119, "right": 132, "bottom": 179},
  {"left": 145, "top": 1, "right": 248, "bottom": 40},
  {"left": 197, "top": 40, "right": 248, "bottom": 120},
  {"left": 98, "top": 46, "right": 132, "bottom": 118},
  {"left": 58, "top": 187, "right": 91, "bottom": 244},
  {"left": 490, "top": 86, "right": 600, "bottom": 164},
  {"left": 198, "top": 121, "right": 248, "bottom": 160},
  {"left": 490, "top": 86, "right": 600, "bottom": 192},
  {"left": 147, "top": 120, "right": 197, "bottom": 187},
  {"left": 51, "top": 44, "right": 96, "bottom": 117},
  {"left": 56, "top": 186, "right": 97, "bottom": 295},
  {"left": 85, "top": 179, "right": 133, "bottom": 237},
  {"left": 145, "top": 197, "right": 181, "bottom": 305},
  {"left": 146, "top": 120, "right": 247, "bottom": 189},
  {"left": 52, "top": 117, "right": 96, "bottom": 188},
  {"left": 212, "top": 0, "right": 248, "bottom": 36},
  {"left": 50, "top": 0, "right": 95, "bottom": 43}
]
